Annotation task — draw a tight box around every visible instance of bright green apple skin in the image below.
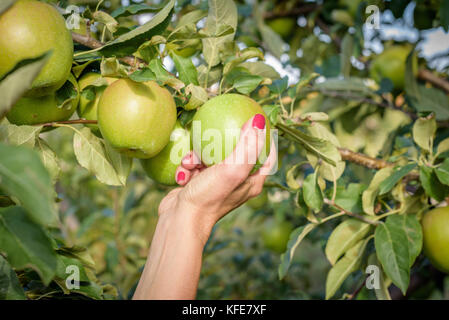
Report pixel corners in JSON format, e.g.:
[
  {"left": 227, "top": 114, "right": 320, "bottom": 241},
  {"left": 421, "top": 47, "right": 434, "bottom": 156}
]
[
  {"left": 192, "top": 94, "right": 271, "bottom": 167},
  {"left": 0, "top": 0, "right": 74, "bottom": 97},
  {"left": 369, "top": 45, "right": 417, "bottom": 91},
  {"left": 422, "top": 206, "right": 449, "bottom": 273},
  {"left": 6, "top": 93, "right": 77, "bottom": 125},
  {"left": 98, "top": 79, "right": 177, "bottom": 159},
  {"left": 267, "top": 18, "right": 296, "bottom": 39},
  {"left": 78, "top": 73, "right": 117, "bottom": 133},
  {"left": 141, "top": 122, "right": 191, "bottom": 185},
  {"left": 262, "top": 219, "right": 294, "bottom": 254}
]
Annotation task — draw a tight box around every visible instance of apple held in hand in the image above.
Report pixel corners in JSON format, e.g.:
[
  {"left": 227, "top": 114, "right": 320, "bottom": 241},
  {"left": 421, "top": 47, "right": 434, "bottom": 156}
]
[
  {"left": 98, "top": 79, "right": 177, "bottom": 159},
  {"left": 191, "top": 94, "right": 271, "bottom": 168}
]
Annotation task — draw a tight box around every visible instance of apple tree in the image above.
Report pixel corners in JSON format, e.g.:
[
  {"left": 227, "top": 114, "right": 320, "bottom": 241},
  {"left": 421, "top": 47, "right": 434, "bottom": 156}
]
[{"left": 1, "top": 0, "right": 449, "bottom": 300}]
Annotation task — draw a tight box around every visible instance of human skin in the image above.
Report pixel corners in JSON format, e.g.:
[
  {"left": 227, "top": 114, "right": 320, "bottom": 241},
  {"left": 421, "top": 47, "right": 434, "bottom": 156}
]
[{"left": 133, "top": 114, "right": 276, "bottom": 300}]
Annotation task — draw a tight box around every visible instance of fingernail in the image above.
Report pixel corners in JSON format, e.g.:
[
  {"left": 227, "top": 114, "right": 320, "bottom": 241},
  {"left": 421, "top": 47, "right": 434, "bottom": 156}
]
[
  {"left": 176, "top": 171, "right": 185, "bottom": 183},
  {"left": 252, "top": 114, "right": 265, "bottom": 130}
]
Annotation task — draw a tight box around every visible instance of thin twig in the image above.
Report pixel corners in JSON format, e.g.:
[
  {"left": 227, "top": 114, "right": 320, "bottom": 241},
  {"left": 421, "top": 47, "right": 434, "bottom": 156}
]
[
  {"left": 35, "top": 119, "right": 98, "bottom": 127},
  {"left": 324, "top": 198, "right": 379, "bottom": 226},
  {"left": 418, "top": 69, "right": 449, "bottom": 94},
  {"left": 264, "top": 3, "right": 320, "bottom": 19}
]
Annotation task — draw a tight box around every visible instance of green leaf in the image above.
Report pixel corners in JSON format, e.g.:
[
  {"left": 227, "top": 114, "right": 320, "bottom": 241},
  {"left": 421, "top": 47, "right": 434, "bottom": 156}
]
[
  {"left": 99, "top": 0, "right": 175, "bottom": 57},
  {"left": 362, "top": 167, "right": 394, "bottom": 215},
  {"left": 302, "top": 170, "right": 323, "bottom": 212},
  {"left": 375, "top": 215, "right": 412, "bottom": 295},
  {"left": 35, "top": 138, "right": 60, "bottom": 184},
  {"left": 412, "top": 115, "right": 436, "bottom": 152},
  {"left": 129, "top": 68, "right": 157, "bottom": 82},
  {"left": 0, "top": 254, "right": 26, "bottom": 300},
  {"left": 259, "top": 24, "right": 285, "bottom": 59},
  {"left": 73, "top": 127, "right": 132, "bottom": 186},
  {"left": 278, "top": 224, "right": 316, "bottom": 279},
  {"left": 379, "top": 163, "right": 417, "bottom": 195},
  {"left": 184, "top": 84, "right": 208, "bottom": 110},
  {"left": 232, "top": 75, "right": 263, "bottom": 95},
  {"left": 202, "top": 0, "right": 238, "bottom": 67},
  {"left": 111, "top": 3, "right": 161, "bottom": 18},
  {"left": 239, "top": 61, "right": 280, "bottom": 79},
  {"left": 54, "top": 254, "right": 103, "bottom": 299},
  {"left": 277, "top": 123, "right": 341, "bottom": 166},
  {"left": 420, "top": 165, "right": 449, "bottom": 201},
  {"left": 436, "top": 137, "right": 449, "bottom": 157},
  {"left": 0, "top": 206, "right": 57, "bottom": 285},
  {"left": 408, "top": 86, "right": 449, "bottom": 121},
  {"left": 340, "top": 34, "right": 353, "bottom": 78},
  {"left": 262, "top": 105, "right": 280, "bottom": 125},
  {"left": 314, "top": 77, "right": 374, "bottom": 96},
  {"left": 171, "top": 52, "right": 199, "bottom": 85},
  {"left": 436, "top": 158, "right": 449, "bottom": 186},
  {"left": 367, "top": 253, "right": 392, "bottom": 300},
  {"left": 177, "top": 10, "right": 208, "bottom": 28},
  {"left": 440, "top": 0, "right": 449, "bottom": 32},
  {"left": 0, "top": 52, "right": 51, "bottom": 120},
  {"left": 326, "top": 237, "right": 370, "bottom": 299},
  {"left": 100, "top": 57, "right": 128, "bottom": 78},
  {"left": 93, "top": 11, "right": 118, "bottom": 34},
  {"left": 402, "top": 214, "right": 423, "bottom": 267},
  {"left": 285, "top": 163, "right": 303, "bottom": 190},
  {"left": 0, "top": 143, "right": 57, "bottom": 226},
  {"left": 306, "top": 123, "right": 345, "bottom": 182},
  {"left": 0, "top": 0, "right": 15, "bottom": 16},
  {"left": 0, "top": 123, "right": 42, "bottom": 147},
  {"left": 334, "top": 183, "right": 366, "bottom": 214},
  {"left": 223, "top": 47, "right": 264, "bottom": 75},
  {"left": 325, "top": 219, "right": 371, "bottom": 266}
]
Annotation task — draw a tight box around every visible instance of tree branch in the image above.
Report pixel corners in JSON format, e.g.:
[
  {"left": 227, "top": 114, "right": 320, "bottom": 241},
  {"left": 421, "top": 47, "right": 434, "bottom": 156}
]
[
  {"left": 264, "top": 3, "right": 320, "bottom": 19},
  {"left": 338, "top": 147, "right": 392, "bottom": 170},
  {"left": 324, "top": 198, "right": 379, "bottom": 225},
  {"left": 72, "top": 32, "right": 144, "bottom": 68},
  {"left": 36, "top": 119, "right": 98, "bottom": 127},
  {"left": 418, "top": 69, "right": 449, "bottom": 94}
]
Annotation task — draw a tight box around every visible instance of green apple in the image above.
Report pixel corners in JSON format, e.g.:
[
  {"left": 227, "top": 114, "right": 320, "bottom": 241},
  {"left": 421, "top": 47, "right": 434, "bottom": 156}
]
[
  {"left": 267, "top": 18, "right": 296, "bottom": 39},
  {"left": 141, "top": 121, "right": 191, "bottom": 186},
  {"left": 246, "top": 189, "right": 268, "bottom": 210},
  {"left": 262, "top": 219, "right": 294, "bottom": 254},
  {"left": 6, "top": 93, "right": 78, "bottom": 126},
  {"left": 98, "top": 79, "right": 177, "bottom": 159},
  {"left": 422, "top": 206, "right": 449, "bottom": 273},
  {"left": 191, "top": 93, "right": 271, "bottom": 167},
  {"left": 78, "top": 73, "right": 117, "bottom": 133},
  {"left": 369, "top": 45, "right": 418, "bottom": 91},
  {"left": 0, "top": 0, "right": 74, "bottom": 97}
]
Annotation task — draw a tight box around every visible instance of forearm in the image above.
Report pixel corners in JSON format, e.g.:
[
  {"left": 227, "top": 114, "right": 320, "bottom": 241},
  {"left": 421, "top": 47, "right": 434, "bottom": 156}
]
[{"left": 133, "top": 208, "right": 212, "bottom": 300}]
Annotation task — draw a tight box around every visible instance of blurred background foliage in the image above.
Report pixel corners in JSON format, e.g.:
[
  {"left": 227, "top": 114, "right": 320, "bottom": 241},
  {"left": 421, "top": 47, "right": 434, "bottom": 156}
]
[{"left": 3, "top": 0, "right": 449, "bottom": 299}]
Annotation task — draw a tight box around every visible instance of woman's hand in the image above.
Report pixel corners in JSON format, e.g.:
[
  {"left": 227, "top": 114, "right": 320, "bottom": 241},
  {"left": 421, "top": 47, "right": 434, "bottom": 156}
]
[
  {"left": 160, "top": 113, "right": 277, "bottom": 243},
  {"left": 133, "top": 114, "right": 276, "bottom": 300}
]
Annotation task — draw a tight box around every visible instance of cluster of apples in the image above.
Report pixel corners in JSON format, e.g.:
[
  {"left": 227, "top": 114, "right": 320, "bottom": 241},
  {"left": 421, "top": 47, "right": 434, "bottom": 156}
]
[{"left": 0, "top": 0, "right": 76, "bottom": 125}]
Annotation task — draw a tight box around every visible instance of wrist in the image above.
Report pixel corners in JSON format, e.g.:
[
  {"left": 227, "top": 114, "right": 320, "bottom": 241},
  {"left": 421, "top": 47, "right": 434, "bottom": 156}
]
[{"left": 162, "top": 203, "right": 215, "bottom": 248}]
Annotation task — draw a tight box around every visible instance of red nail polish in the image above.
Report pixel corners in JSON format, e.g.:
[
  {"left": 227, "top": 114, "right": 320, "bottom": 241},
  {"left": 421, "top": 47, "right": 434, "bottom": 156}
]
[
  {"left": 177, "top": 171, "right": 185, "bottom": 183},
  {"left": 252, "top": 114, "right": 266, "bottom": 130}
]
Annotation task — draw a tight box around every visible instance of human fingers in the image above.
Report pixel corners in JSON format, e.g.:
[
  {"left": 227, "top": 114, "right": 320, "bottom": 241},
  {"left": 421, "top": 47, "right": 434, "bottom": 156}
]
[
  {"left": 175, "top": 166, "right": 191, "bottom": 186},
  {"left": 219, "top": 114, "right": 267, "bottom": 186},
  {"left": 181, "top": 151, "right": 203, "bottom": 170}
]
